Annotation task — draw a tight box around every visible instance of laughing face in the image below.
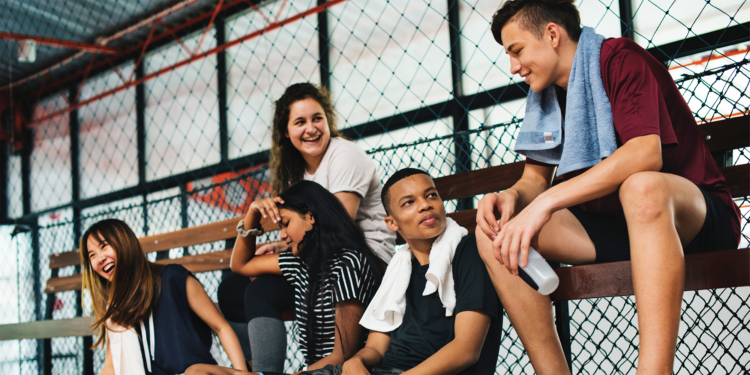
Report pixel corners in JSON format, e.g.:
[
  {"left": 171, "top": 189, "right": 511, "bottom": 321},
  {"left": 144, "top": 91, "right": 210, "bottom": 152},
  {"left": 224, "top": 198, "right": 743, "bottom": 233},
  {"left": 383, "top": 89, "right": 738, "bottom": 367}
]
[
  {"left": 87, "top": 234, "right": 117, "bottom": 281},
  {"left": 501, "top": 20, "right": 564, "bottom": 92},
  {"left": 384, "top": 174, "right": 447, "bottom": 243},
  {"left": 286, "top": 98, "right": 331, "bottom": 163}
]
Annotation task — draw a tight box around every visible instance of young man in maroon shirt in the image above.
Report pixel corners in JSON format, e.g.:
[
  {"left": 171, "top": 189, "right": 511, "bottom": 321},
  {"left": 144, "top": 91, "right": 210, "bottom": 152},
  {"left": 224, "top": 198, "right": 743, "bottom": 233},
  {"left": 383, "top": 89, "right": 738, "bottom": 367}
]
[{"left": 475, "top": 1, "right": 741, "bottom": 374}]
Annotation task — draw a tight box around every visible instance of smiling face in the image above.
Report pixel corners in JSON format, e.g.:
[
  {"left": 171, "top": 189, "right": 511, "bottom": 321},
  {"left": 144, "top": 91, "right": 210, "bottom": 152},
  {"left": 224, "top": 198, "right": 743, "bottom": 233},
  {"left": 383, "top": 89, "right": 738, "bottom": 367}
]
[
  {"left": 384, "top": 174, "right": 447, "bottom": 244},
  {"left": 502, "top": 20, "right": 565, "bottom": 92},
  {"left": 286, "top": 98, "right": 331, "bottom": 162},
  {"left": 86, "top": 233, "right": 117, "bottom": 281},
  {"left": 278, "top": 208, "right": 315, "bottom": 256}
]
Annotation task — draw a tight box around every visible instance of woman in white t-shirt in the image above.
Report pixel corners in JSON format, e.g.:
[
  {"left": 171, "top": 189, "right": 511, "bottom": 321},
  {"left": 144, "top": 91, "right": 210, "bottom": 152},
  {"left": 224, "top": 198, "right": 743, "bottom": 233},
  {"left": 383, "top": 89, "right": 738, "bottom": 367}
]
[{"left": 217, "top": 83, "right": 395, "bottom": 372}]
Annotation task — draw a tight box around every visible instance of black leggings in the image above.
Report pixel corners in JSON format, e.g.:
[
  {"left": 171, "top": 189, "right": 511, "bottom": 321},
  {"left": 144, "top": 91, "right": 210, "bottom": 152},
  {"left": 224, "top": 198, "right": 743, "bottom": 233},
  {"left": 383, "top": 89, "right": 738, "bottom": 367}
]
[{"left": 217, "top": 272, "right": 294, "bottom": 323}]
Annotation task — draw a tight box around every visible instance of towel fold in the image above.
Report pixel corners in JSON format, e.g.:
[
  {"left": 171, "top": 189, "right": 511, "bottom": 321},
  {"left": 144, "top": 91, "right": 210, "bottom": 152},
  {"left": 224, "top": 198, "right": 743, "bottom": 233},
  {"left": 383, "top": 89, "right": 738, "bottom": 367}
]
[
  {"left": 514, "top": 26, "right": 617, "bottom": 176},
  {"left": 360, "top": 218, "right": 468, "bottom": 332}
]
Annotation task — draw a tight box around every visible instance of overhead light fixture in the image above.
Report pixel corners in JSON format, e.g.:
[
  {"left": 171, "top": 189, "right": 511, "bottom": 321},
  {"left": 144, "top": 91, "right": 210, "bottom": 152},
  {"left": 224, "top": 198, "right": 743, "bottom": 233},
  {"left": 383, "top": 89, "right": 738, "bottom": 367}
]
[{"left": 18, "top": 39, "right": 36, "bottom": 63}]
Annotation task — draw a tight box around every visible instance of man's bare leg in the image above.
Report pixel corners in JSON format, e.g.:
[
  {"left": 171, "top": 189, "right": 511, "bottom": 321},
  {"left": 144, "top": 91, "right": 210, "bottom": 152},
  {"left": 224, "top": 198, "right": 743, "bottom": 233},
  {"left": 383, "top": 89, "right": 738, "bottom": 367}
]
[
  {"left": 620, "top": 172, "right": 706, "bottom": 375},
  {"left": 476, "top": 208, "right": 596, "bottom": 375}
]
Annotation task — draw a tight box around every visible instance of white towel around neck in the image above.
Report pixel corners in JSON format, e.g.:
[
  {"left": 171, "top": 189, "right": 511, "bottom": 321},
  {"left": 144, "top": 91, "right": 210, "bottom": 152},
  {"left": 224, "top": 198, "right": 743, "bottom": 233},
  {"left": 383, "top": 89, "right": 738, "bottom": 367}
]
[{"left": 360, "top": 217, "right": 468, "bottom": 332}]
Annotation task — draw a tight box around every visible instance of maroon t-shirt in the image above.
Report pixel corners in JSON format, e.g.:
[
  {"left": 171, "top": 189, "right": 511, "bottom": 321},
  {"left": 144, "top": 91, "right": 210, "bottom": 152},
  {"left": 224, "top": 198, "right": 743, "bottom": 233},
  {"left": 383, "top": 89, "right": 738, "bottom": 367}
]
[{"left": 525, "top": 37, "right": 741, "bottom": 244}]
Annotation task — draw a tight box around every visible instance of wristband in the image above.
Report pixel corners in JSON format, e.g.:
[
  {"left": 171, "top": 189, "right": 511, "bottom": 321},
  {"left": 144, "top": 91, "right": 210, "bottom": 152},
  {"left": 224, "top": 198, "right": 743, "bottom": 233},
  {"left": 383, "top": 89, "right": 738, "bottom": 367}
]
[{"left": 236, "top": 219, "right": 264, "bottom": 237}]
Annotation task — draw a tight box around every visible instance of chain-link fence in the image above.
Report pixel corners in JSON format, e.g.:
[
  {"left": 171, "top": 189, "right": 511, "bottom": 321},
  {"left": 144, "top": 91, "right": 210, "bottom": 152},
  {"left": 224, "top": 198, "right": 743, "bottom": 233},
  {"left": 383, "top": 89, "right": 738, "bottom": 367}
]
[{"left": 1, "top": 0, "right": 748, "bottom": 374}]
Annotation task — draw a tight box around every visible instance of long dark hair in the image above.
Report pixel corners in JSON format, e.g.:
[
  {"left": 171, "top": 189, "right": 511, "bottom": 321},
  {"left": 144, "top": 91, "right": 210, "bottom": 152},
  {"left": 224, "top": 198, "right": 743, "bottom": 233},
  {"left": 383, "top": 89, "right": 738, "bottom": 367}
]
[
  {"left": 80, "top": 219, "right": 161, "bottom": 348},
  {"left": 277, "top": 181, "right": 386, "bottom": 362},
  {"left": 269, "top": 82, "right": 343, "bottom": 194}
]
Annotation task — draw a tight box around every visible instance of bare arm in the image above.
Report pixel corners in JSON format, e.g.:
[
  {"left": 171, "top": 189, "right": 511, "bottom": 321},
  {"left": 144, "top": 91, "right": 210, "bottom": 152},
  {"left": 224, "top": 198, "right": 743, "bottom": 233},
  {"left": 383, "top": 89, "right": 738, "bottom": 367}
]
[
  {"left": 527, "top": 134, "right": 661, "bottom": 213},
  {"left": 496, "top": 134, "right": 663, "bottom": 273},
  {"left": 334, "top": 192, "right": 362, "bottom": 221},
  {"left": 305, "top": 299, "right": 368, "bottom": 371},
  {"left": 341, "top": 331, "right": 392, "bottom": 375},
  {"left": 230, "top": 197, "right": 283, "bottom": 277},
  {"left": 100, "top": 337, "right": 115, "bottom": 375},
  {"left": 185, "top": 276, "right": 248, "bottom": 371},
  {"left": 402, "top": 310, "right": 492, "bottom": 375}
]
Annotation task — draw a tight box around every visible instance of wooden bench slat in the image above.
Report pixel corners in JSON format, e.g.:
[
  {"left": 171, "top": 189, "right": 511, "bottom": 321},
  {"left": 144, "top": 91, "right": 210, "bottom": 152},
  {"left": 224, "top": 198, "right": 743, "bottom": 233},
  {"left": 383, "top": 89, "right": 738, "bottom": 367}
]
[
  {"left": 48, "top": 250, "right": 240, "bottom": 293},
  {"left": 46, "top": 162, "right": 748, "bottom": 288},
  {"left": 550, "top": 248, "right": 750, "bottom": 301},
  {"left": 50, "top": 215, "right": 277, "bottom": 270},
  {"left": 48, "top": 114, "right": 749, "bottom": 271},
  {"left": 435, "top": 162, "right": 525, "bottom": 202},
  {"left": 699, "top": 116, "right": 750, "bottom": 153},
  {"left": 724, "top": 164, "right": 750, "bottom": 198},
  {"left": 154, "top": 249, "right": 232, "bottom": 273},
  {"left": 0, "top": 317, "right": 93, "bottom": 340}
]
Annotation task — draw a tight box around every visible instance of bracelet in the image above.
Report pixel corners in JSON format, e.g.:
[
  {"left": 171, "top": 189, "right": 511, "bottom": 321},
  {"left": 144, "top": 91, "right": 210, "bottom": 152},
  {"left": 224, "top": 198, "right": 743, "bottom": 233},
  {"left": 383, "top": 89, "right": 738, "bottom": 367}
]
[{"left": 236, "top": 219, "right": 264, "bottom": 237}]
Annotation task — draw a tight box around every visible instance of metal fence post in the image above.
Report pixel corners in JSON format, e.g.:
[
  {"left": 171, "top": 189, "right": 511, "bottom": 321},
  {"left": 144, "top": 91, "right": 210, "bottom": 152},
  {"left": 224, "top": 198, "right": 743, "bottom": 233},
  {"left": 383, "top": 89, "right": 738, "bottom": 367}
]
[
  {"left": 619, "top": 0, "right": 634, "bottom": 40},
  {"left": 0, "top": 108, "right": 9, "bottom": 222},
  {"left": 216, "top": 15, "right": 230, "bottom": 166},
  {"left": 179, "top": 183, "right": 190, "bottom": 258},
  {"left": 551, "top": 262, "right": 573, "bottom": 372},
  {"left": 447, "top": 0, "right": 473, "bottom": 211},
  {"left": 318, "top": 0, "right": 331, "bottom": 90}
]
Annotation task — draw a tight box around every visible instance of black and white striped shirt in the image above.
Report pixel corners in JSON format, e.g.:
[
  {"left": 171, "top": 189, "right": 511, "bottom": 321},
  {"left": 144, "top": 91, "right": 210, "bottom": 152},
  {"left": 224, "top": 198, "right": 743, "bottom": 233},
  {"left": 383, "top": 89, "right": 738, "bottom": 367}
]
[{"left": 278, "top": 249, "right": 379, "bottom": 364}]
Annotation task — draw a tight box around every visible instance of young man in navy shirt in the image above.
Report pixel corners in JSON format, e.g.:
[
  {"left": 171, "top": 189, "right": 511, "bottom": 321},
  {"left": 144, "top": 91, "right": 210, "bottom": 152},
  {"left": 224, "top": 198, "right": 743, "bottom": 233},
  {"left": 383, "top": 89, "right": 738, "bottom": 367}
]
[{"left": 475, "top": 1, "right": 741, "bottom": 375}]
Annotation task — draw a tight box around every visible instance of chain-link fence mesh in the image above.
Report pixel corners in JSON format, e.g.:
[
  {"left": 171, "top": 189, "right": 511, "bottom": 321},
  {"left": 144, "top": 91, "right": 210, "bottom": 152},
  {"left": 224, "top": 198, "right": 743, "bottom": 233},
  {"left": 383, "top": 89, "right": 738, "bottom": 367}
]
[{"left": 1, "top": 0, "right": 748, "bottom": 374}]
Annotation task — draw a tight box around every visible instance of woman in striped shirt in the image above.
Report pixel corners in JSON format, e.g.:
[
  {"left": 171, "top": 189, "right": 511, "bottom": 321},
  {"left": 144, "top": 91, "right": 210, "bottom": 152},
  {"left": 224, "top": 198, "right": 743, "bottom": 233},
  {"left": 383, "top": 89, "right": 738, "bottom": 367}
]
[{"left": 190, "top": 180, "right": 385, "bottom": 374}]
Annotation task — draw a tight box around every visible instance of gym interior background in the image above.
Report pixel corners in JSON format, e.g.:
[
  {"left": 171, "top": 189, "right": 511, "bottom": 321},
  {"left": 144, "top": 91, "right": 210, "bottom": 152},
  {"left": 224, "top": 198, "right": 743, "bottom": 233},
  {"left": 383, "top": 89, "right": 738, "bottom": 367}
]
[{"left": 0, "top": 0, "right": 747, "bottom": 373}]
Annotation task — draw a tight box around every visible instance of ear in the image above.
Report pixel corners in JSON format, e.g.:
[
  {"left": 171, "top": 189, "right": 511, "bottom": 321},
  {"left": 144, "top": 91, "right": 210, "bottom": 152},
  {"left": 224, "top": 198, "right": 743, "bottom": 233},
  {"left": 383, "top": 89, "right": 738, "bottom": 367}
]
[
  {"left": 384, "top": 215, "right": 399, "bottom": 232},
  {"left": 306, "top": 212, "right": 315, "bottom": 225},
  {"left": 547, "top": 23, "right": 561, "bottom": 48}
]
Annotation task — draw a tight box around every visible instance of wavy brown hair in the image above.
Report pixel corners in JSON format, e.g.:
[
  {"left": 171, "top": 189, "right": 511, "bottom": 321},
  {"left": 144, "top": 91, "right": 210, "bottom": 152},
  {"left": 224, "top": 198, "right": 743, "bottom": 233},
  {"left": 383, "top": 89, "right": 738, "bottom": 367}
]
[
  {"left": 270, "top": 82, "right": 343, "bottom": 194},
  {"left": 80, "top": 219, "right": 161, "bottom": 348}
]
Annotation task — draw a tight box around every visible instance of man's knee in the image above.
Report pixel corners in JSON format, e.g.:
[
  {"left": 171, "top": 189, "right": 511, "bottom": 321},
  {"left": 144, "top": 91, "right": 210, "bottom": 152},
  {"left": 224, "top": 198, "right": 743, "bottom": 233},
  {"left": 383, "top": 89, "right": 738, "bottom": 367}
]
[{"left": 619, "top": 172, "right": 672, "bottom": 222}]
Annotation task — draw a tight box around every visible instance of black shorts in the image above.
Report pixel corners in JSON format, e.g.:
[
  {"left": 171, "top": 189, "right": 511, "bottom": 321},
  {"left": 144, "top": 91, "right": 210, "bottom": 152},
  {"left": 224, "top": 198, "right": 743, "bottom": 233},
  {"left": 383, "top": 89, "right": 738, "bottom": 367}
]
[{"left": 568, "top": 186, "right": 738, "bottom": 263}]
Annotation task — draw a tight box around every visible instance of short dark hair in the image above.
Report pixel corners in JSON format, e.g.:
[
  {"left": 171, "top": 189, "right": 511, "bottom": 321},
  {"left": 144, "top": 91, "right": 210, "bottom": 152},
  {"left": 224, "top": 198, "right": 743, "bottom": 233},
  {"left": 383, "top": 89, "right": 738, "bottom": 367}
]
[
  {"left": 381, "top": 168, "right": 431, "bottom": 215},
  {"left": 491, "top": 0, "right": 582, "bottom": 46}
]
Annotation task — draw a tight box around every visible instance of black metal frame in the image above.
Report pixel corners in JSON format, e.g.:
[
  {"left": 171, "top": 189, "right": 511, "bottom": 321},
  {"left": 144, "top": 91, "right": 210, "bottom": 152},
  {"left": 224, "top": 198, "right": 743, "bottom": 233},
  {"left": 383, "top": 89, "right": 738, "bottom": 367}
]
[{"left": 447, "top": 0, "right": 473, "bottom": 212}]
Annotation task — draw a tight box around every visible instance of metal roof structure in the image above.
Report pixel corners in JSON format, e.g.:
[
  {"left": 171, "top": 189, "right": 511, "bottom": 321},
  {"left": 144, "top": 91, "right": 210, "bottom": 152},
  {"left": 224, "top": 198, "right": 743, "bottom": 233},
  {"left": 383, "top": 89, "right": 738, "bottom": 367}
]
[{"left": 0, "top": 0, "right": 227, "bottom": 98}]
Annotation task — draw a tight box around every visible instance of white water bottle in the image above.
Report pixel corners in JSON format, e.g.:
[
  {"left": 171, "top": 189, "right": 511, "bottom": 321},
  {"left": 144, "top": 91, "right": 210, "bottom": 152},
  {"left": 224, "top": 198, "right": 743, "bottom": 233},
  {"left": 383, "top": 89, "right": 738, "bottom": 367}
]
[{"left": 517, "top": 247, "right": 559, "bottom": 295}]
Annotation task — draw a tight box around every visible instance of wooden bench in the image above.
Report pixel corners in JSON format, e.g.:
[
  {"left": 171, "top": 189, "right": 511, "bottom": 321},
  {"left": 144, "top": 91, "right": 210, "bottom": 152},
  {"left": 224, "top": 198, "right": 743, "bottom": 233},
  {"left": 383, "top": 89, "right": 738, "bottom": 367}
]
[{"left": 1, "top": 115, "right": 747, "bottom": 340}]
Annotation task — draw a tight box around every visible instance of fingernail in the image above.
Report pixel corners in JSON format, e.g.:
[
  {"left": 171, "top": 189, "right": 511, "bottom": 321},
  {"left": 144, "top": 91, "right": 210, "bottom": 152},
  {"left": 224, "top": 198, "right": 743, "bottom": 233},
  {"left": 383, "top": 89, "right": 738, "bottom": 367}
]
[{"left": 490, "top": 234, "right": 496, "bottom": 240}]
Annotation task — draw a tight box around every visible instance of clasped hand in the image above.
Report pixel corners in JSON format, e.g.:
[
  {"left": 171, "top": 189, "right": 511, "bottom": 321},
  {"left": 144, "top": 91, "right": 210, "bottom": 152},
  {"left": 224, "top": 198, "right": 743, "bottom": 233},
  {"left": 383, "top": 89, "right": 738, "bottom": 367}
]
[{"left": 476, "top": 191, "right": 553, "bottom": 276}]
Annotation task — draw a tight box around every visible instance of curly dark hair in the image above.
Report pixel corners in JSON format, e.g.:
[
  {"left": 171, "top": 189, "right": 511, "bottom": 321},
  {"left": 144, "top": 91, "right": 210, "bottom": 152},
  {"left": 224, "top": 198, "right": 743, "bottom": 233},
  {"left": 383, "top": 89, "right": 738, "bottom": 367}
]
[
  {"left": 269, "top": 82, "right": 343, "bottom": 194},
  {"left": 491, "top": 0, "right": 582, "bottom": 46}
]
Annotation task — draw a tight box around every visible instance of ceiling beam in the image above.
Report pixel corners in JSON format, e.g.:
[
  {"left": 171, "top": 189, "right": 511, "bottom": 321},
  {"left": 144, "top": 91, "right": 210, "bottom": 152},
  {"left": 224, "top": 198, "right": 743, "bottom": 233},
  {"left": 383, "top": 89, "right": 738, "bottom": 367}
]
[{"left": 0, "top": 32, "right": 118, "bottom": 54}]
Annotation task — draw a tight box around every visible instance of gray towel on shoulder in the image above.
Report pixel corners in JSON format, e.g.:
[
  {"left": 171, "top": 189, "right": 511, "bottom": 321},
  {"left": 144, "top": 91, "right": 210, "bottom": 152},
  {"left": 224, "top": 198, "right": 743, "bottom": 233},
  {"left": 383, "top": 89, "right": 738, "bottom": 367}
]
[{"left": 514, "top": 26, "right": 616, "bottom": 176}]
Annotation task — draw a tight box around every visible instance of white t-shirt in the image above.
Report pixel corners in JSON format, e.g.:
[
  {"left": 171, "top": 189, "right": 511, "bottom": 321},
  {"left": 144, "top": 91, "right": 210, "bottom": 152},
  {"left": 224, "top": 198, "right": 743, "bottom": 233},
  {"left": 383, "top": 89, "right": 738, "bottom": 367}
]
[{"left": 304, "top": 137, "right": 396, "bottom": 262}]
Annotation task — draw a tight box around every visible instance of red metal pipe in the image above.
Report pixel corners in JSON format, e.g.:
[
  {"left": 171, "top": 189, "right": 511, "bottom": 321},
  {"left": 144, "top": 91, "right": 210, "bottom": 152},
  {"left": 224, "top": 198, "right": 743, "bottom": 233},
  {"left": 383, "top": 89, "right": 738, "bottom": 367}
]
[
  {"left": 0, "top": 32, "right": 118, "bottom": 54},
  {"left": 27, "top": 0, "right": 347, "bottom": 127},
  {"left": 193, "top": 0, "right": 226, "bottom": 56}
]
